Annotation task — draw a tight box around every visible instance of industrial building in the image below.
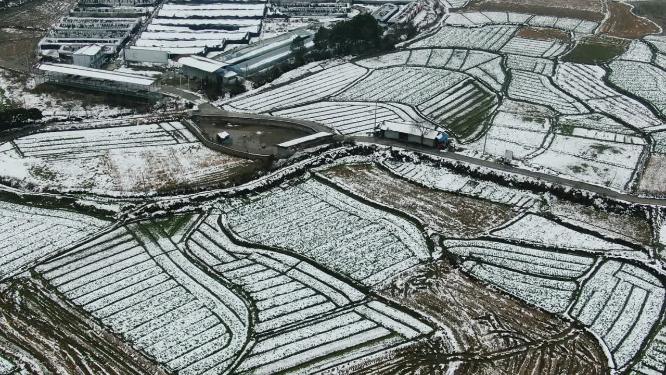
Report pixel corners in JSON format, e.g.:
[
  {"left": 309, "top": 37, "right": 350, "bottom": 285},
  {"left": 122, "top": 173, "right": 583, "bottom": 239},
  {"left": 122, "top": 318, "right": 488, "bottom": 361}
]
[
  {"left": 36, "top": 63, "right": 160, "bottom": 99},
  {"left": 77, "top": 0, "right": 156, "bottom": 5},
  {"left": 38, "top": 17, "right": 141, "bottom": 60},
  {"left": 216, "top": 29, "right": 315, "bottom": 76},
  {"left": 273, "top": 0, "right": 349, "bottom": 17},
  {"left": 178, "top": 55, "right": 238, "bottom": 83},
  {"left": 72, "top": 45, "right": 106, "bottom": 68}
]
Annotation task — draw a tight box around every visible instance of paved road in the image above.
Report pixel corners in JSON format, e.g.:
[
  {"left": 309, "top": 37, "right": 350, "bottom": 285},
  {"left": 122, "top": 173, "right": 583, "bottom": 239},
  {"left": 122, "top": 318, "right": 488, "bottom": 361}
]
[{"left": 189, "top": 106, "right": 666, "bottom": 206}]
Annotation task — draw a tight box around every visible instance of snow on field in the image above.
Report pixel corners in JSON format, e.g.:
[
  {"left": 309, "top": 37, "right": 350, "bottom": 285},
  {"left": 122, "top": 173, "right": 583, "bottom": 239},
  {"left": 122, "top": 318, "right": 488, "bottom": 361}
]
[
  {"left": 444, "top": 11, "right": 597, "bottom": 33},
  {"left": 225, "top": 178, "right": 430, "bottom": 286},
  {"left": 466, "top": 109, "right": 551, "bottom": 159},
  {"left": 410, "top": 25, "right": 517, "bottom": 51},
  {"left": 37, "top": 224, "right": 250, "bottom": 375},
  {"left": 384, "top": 160, "right": 540, "bottom": 209},
  {"left": 424, "top": 49, "right": 505, "bottom": 91},
  {"left": 0, "top": 356, "right": 13, "bottom": 374},
  {"left": 272, "top": 101, "right": 423, "bottom": 135},
  {"left": 186, "top": 213, "right": 432, "bottom": 373},
  {"left": 631, "top": 324, "right": 666, "bottom": 375},
  {"left": 505, "top": 54, "right": 554, "bottom": 75},
  {"left": 0, "top": 122, "right": 252, "bottom": 195},
  {"left": 501, "top": 36, "right": 569, "bottom": 58},
  {"left": 0, "top": 200, "right": 107, "bottom": 281},
  {"left": 608, "top": 60, "right": 666, "bottom": 117},
  {"left": 639, "top": 154, "right": 666, "bottom": 194},
  {"left": 492, "top": 214, "right": 633, "bottom": 252},
  {"left": 528, "top": 134, "right": 644, "bottom": 191},
  {"left": 618, "top": 40, "right": 654, "bottom": 62},
  {"left": 559, "top": 114, "right": 642, "bottom": 137},
  {"left": 508, "top": 70, "right": 587, "bottom": 115},
  {"left": 355, "top": 51, "right": 410, "bottom": 68},
  {"left": 227, "top": 63, "right": 367, "bottom": 113},
  {"left": 336, "top": 67, "right": 467, "bottom": 107},
  {"left": 570, "top": 260, "right": 664, "bottom": 368},
  {"left": 555, "top": 62, "right": 664, "bottom": 129}
]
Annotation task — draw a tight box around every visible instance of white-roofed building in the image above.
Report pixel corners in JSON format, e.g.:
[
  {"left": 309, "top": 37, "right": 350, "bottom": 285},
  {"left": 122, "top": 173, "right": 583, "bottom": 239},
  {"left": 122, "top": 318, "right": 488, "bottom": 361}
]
[
  {"left": 178, "top": 55, "right": 240, "bottom": 84},
  {"left": 378, "top": 121, "right": 441, "bottom": 147},
  {"left": 36, "top": 63, "right": 160, "bottom": 99},
  {"left": 72, "top": 45, "right": 106, "bottom": 68}
]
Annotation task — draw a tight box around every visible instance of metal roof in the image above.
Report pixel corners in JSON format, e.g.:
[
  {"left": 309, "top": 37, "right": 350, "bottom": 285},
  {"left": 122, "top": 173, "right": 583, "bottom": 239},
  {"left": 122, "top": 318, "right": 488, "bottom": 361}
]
[
  {"left": 178, "top": 55, "right": 228, "bottom": 73},
  {"left": 38, "top": 63, "right": 156, "bottom": 86}
]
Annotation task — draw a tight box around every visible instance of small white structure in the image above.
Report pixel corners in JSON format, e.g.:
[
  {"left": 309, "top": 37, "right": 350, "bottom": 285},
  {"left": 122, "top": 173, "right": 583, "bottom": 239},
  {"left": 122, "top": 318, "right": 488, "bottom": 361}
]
[
  {"left": 37, "top": 63, "right": 159, "bottom": 99},
  {"left": 217, "top": 131, "right": 231, "bottom": 143},
  {"left": 73, "top": 45, "right": 105, "bottom": 68},
  {"left": 378, "top": 121, "right": 439, "bottom": 147}
]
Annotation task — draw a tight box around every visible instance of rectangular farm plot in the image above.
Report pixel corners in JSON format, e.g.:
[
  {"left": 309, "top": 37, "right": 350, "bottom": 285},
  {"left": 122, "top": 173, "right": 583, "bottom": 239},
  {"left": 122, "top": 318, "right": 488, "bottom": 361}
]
[
  {"left": 272, "top": 101, "right": 421, "bottom": 135},
  {"left": 227, "top": 63, "right": 367, "bottom": 113},
  {"left": 528, "top": 134, "right": 644, "bottom": 191},
  {"left": 468, "top": 110, "right": 550, "bottom": 159},
  {"left": 335, "top": 67, "right": 468, "bottom": 107},
  {"left": 571, "top": 260, "right": 665, "bottom": 368},
  {"left": 224, "top": 178, "right": 431, "bottom": 286},
  {"left": 609, "top": 60, "right": 666, "bottom": 117},
  {"left": 410, "top": 25, "right": 517, "bottom": 51},
  {"left": 501, "top": 36, "right": 569, "bottom": 58},
  {"left": 0, "top": 122, "right": 254, "bottom": 194},
  {"left": 508, "top": 70, "right": 587, "bottom": 114},
  {"left": 0, "top": 200, "right": 107, "bottom": 281}
]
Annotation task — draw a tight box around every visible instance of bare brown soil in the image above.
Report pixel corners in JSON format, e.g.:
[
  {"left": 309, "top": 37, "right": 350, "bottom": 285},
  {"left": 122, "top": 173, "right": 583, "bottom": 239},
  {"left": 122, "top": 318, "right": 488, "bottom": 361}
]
[
  {"left": 0, "top": 278, "right": 168, "bottom": 374},
  {"left": 516, "top": 26, "right": 570, "bottom": 42},
  {"left": 639, "top": 155, "right": 666, "bottom": 196},
  {"left": 466, "top": 0, "right": 605, "bottom": 21},
  {"left": 0, "top": 0, "right": 76, "bottom": 72},
  {"left": 600, "top": 1, "right": 661, "bottom": 39},
  {"left": 629, "top": 0, "right": 666, "bottom": 36},
  {"left": 321, "top": 163, "right": 516, "bottom": 238},
  {"left": 348, "top": 261, "right": 609, "bottom": 374}
]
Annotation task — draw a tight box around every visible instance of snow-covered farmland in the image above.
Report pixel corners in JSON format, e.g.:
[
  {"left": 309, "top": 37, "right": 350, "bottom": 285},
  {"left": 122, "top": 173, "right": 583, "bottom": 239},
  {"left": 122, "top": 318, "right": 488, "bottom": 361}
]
[
  {"left": 227, "top": 63, "right": 367, "bottom": 113},
  {"left": 501, "top": 36, "right": 569, "bottom": 58},
  {"left": 0, "top": 122, "right": 253, "bottom": 195},
  {"left": 335, "top": 67, "right": 467, "bottom": 107},
  {"left": 555, "top": 63, "right": 664, "bottom": 130},
  {"left": 505, "top": 54, "right": 554, "bottom": 75},
  {"left": 608, "top": 60, "right": 666, "bottom": 117},
  {"left": 508, "top": 70, "right": 587, "bottom": 115},
  {"left": 384, "top": 160, "right": 540, "bottom": 209},
  {"left": 355, "top": 51, "right": 410, "bottom": 69},
  {"left": 492, "top": 214, "right": 633, "bottom": 252},
  {"left": 410, "top": 25, "right": 517, "bottom": 51},
  {"left": 224, "top": 178, "right": 431, "bottom": 286},
  {"left": 0, "top": 201, "right": 107, "bottom": 281},
  {"left": 631, "top": 324, "right": 666, "bottom": 375},
  {"left": 529, "top": 134, "right": 644, "bottom": 191},
  {"left": 37, "top": 223, "right": 250, "bottom": 375},
  {"left": 445, "top": 239, "right": 594, "bottom": 313},
  {"left": 273, "top": 101, "right": 422, "bottom": 135},
  {"left": 570, "top": 261, "right": 664, "bottom": 368},
  {"left": 466, "top": 109, "right": 551, "bottom": 158},
  {"left": 444, "top": 11, "right": 597, "bottom": 34},
  {"left": 186, "top": 213, "right": 432, "bottom": 373},
  {"left": 424, "top": 49, "right": 505, "bottom": 91}
]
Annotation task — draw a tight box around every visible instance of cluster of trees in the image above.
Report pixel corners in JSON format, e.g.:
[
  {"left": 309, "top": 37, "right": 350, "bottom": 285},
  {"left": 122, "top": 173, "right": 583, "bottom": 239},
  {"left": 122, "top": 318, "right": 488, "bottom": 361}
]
[{"left": 0, "top": 108, "right": 42, "bottom": 131}]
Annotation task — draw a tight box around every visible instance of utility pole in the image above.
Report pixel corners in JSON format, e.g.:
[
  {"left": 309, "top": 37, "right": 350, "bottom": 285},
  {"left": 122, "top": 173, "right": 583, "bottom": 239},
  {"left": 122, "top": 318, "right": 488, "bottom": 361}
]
[{"left": 373, "top": 101, "right": 378, "bottom": 132}]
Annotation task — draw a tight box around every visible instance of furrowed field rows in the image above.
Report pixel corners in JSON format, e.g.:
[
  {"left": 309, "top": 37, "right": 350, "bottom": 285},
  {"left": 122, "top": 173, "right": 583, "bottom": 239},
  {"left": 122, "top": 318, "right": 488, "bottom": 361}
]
[
  {"left": 444, "top": 11, "right": 598, "bottom": 33},
  {"left": 492, "top": 214, "right": 634, "bottom": 252},
  {"left": 608, "top": 60, "right": 666, "bottom": 117},
  {"left": 227, "top": 63, "right": 367, "bottom": 113},
  {"left": 631, "top": 324, "right": 666, "bottom": 374},
  {"left": 225, "top": 179, "right": 430, "bottom": 286},
  {"left": 272, "top": 101, "right": 421, "bottom": 135},
  {"left": 571, "top": 260, "right": 665, "bottom": 368},
  {"left": 0, "top": 200, "right": 107, "bottom": 281},
  {"left": 471, "top": 109, "right": 551, "bottom": 159},
  {"left": 185, "top": 213, "right": 432, "bottom": 374},
  {"left": 501, "top": 37, "right": 569, "bottom": 58},
  {"left": 508, "top": 70, "right": 587, "bottom": 114},
  {"left": 36, "top": 224, "right": 250, "bottom": 375},
  {"left": 335, "top": 67, "right": 468, "bottom": 106},
  {"left": 12, "top": 122, "right": 196, "bottom": 160},
  {"left": 505, "top": 54, "right": 555, "bottom": 75},
  {"left": 555, "top": 63, "right": 663, "bottom": 129},
  {"left": 445, "top": 239, "right": 594, "bottom": 313},
  {"left": 384, "top": 160, "right": 540, "bottom": 209},
  {"left": 410, "top": 25, "right": 518, "bottom": 51}
]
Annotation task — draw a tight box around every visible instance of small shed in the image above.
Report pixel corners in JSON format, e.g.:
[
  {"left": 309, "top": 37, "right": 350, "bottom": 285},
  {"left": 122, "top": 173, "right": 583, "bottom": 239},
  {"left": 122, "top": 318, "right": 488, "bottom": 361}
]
[
  {"left": 72, "top": 45, "right": 105, "bottom": 68},
  {"left": 217, "top": 131, "right": 231, "bottom": 143}
]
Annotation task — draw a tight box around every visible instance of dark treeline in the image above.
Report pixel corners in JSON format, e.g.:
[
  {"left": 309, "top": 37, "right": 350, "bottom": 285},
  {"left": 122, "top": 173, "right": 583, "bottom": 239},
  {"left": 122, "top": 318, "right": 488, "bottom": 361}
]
[{"left": 0, "top": 108, "right": 42, "bottom": 130}]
